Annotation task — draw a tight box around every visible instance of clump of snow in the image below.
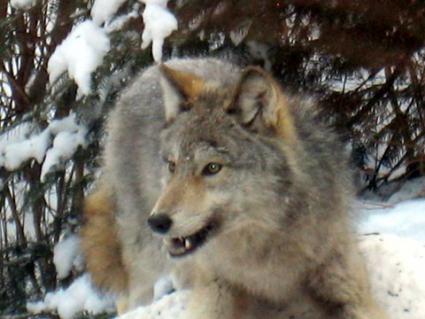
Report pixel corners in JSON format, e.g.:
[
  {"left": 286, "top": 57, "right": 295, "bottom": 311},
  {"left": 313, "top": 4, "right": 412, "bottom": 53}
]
[
  {"left": 140, "top": 0, "right": 178, "bottom": 62},
  {"left": 40, "top": 114, "right": 87, "bottom": 181},
  {"left": 0, "top": 113, "right": 87, "bottom": 177},
  {"left": 2, "top": 130, "right": 51, "bottom": 170},
  {"left": 41, "top": 128, "right": 87, "bottom": 181},
  {"left": 48, "top": 114, "right": 81, "bottom": 135},
  {"left": 10, "top": 0, "right": 37, "bottom": 10},
  {"left": 54, "top": 235, "right": 84, "bottom": 279},
  {"left": 48, "top": 20, "right": 110, "bottom": 96},
  {"left": 27, "top": 275, "right": 115, "bottom": 319},
  {"left": 91, "top": 0, "right": 128, "bottom": 26}
]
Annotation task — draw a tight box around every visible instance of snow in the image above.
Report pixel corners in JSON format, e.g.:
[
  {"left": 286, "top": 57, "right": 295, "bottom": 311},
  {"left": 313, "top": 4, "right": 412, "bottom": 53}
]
[
  {"left": 27, "top": 274, "right": 115, "bottom": 319},
  {"left": 0, "top": 113, "right": 87, "bottom": 178},
  {"left": 140, "top": 0, "right": 178, "bottom": 62},
  {"left": 48, "top": 114, "right": 81, "bottom": 135},
  {"left": 94, "top": 0, "right": 179, "bottom": 62},
  {"left": 10, "top": 0, "right": 37, "bottom": 10},
  {"left": 47, "top": 20, "right": 110, "bottom": 96},
  {"left": 387, "top": 177, "right": 425, "bottom": 204},
  {"left": 27, "top": 234, "right": 111, "bottom": 318},
  {"left": 49, "top": 0, "right": 176, "bottom": 92},
  {"left": 91, "top": 0, "right": 128, "bottom": 26},
  {"left": 119, "top": 290, "right": 189, "bottom": 319},
  {"left": 359, "top": 199, "right": 425, "bottom": 243},
  {"left": 2, "top": 130, "right": 51, "bottom": 170},
  {"left": 360, "top": 234, "right": 425, "bottom": 319},
  {"left": 54, "top": 235, "right": 84, "bottom": 279},
  {"left": 41, "top": 127, "right": 87, "bottom": 181}
]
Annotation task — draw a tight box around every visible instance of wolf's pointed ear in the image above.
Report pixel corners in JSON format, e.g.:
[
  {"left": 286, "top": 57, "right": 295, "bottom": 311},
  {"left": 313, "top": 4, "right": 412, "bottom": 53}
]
[
  {"left": 159, "top": 64, "right": 205, "bottom": 122},
  {"left": 227, "top": 67, "right": 296, "bottom": 141}
]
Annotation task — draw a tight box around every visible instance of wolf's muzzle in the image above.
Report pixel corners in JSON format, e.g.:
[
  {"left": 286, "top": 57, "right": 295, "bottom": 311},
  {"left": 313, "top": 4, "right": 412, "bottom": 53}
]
[{"left": 147, "top": 214, "right": 172, "bottom": 234}]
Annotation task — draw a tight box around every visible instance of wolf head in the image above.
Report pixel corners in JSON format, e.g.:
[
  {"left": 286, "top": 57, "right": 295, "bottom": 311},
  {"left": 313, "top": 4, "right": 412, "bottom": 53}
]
[{"left": 148, "top": 63, "right": 302, "bottom": 258}]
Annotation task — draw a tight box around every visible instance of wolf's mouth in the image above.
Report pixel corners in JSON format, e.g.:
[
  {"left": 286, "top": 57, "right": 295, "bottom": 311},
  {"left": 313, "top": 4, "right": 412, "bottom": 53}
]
[{"left": 164, "top": 220, "right": 218, "bottom": 258}]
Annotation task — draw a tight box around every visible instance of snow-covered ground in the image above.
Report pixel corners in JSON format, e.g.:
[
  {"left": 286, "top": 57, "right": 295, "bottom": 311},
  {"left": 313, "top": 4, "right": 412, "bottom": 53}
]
[{"left": 27, "top": 180, "right": 425, "bottom": 319}]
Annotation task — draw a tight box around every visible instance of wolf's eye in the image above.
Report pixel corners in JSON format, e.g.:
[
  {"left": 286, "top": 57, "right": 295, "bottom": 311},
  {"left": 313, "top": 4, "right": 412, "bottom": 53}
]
[
  {"left": 202, "top": 163, "right": 222, "bottom": 176},
  {"left": 168, "top": 161, "right": 176, "bottom": 173}
]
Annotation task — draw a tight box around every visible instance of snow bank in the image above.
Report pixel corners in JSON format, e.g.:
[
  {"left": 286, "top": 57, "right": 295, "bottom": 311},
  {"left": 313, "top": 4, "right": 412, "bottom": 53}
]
[
  {"left": 27, "top": 274, "right": 115, "bottom": 319},
  {"left": 359, "top": 199, "right": 425, "bottom": 243},
  {"left": 48, "top": 20, "right": 110, "bottom": 96},
  {"left": 360, "top": 234, "right": 425, "bottom": 319},
  {"left": 140, "top": 0, "right": 177, "bottom": 62},
  {"left": 387, "top": 177, "right": 425, "bottom": 204}
]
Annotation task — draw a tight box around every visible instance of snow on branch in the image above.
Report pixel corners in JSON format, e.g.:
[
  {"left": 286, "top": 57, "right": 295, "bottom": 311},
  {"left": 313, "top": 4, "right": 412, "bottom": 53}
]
[
  {"left": 0, "top": 113, "right": 87, "bottom": 180},
  {"left": 140, "top": 0, "right": 178, "bottom": 62},
  {"left": 47, "top": 20, "right": 110, "bottom": 96},
  {"left": 10, "top": 0, "right": 37, "bottom": 10},
  {"left": 91, "top": 0, "right": 128, "bottom": 26}
]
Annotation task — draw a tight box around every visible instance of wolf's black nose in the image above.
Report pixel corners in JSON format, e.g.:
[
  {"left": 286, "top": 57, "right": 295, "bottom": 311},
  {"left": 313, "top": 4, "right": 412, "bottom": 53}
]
[{"left": 147, "top": 214, "right": 172, "bottom": 234}]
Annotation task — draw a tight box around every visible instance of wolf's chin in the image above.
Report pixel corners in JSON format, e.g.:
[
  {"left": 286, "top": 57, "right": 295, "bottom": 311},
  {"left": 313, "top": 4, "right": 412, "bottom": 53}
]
[{"left": 164, "top": 219, "right": 219, "bottom": 258}]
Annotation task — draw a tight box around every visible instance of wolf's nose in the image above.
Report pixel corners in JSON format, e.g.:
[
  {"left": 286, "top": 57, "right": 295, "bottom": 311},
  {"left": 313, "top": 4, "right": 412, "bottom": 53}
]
[{"left": 147, "top": 214, "right": 172, "bottom": 234}]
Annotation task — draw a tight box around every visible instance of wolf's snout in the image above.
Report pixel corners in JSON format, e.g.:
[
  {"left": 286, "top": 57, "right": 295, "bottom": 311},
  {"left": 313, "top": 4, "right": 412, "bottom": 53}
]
[{"left": 147, "top": 214, "right": 172, "bottom": 234}]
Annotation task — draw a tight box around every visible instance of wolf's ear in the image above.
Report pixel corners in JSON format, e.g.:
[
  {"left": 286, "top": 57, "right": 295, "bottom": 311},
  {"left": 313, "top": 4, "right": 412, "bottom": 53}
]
[
  {"left": 227, "top": 67, "right": 296, "bottom": 141},
  {"left": 159, "top": 64, "right": 205, "bottom": 122}
]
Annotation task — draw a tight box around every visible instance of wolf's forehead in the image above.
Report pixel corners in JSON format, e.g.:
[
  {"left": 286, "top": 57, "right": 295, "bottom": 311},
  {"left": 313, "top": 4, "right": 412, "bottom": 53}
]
[
  {"left": 165, "top": 122, "right": 234, "bottom": 159},
  {"left": 177, "top": 136, "right": 229, "bottom": 159}
]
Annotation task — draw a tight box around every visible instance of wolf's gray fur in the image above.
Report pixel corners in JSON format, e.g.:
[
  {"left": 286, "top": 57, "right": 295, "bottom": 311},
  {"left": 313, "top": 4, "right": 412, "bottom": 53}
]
[{"left": 82, "top": 57, "right": 387, "bottom": 318}]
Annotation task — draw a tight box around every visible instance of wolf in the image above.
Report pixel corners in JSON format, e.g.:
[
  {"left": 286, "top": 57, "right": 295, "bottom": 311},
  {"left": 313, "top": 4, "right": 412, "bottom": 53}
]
[{"left": 81, "top": 57, "right": 388, "bottom": 318}]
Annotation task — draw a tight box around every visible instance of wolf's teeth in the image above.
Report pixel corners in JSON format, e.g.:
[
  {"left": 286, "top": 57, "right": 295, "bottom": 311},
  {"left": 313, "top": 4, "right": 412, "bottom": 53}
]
[{"left": 185, "top": 238, "right": 192, "bottom": 250}]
